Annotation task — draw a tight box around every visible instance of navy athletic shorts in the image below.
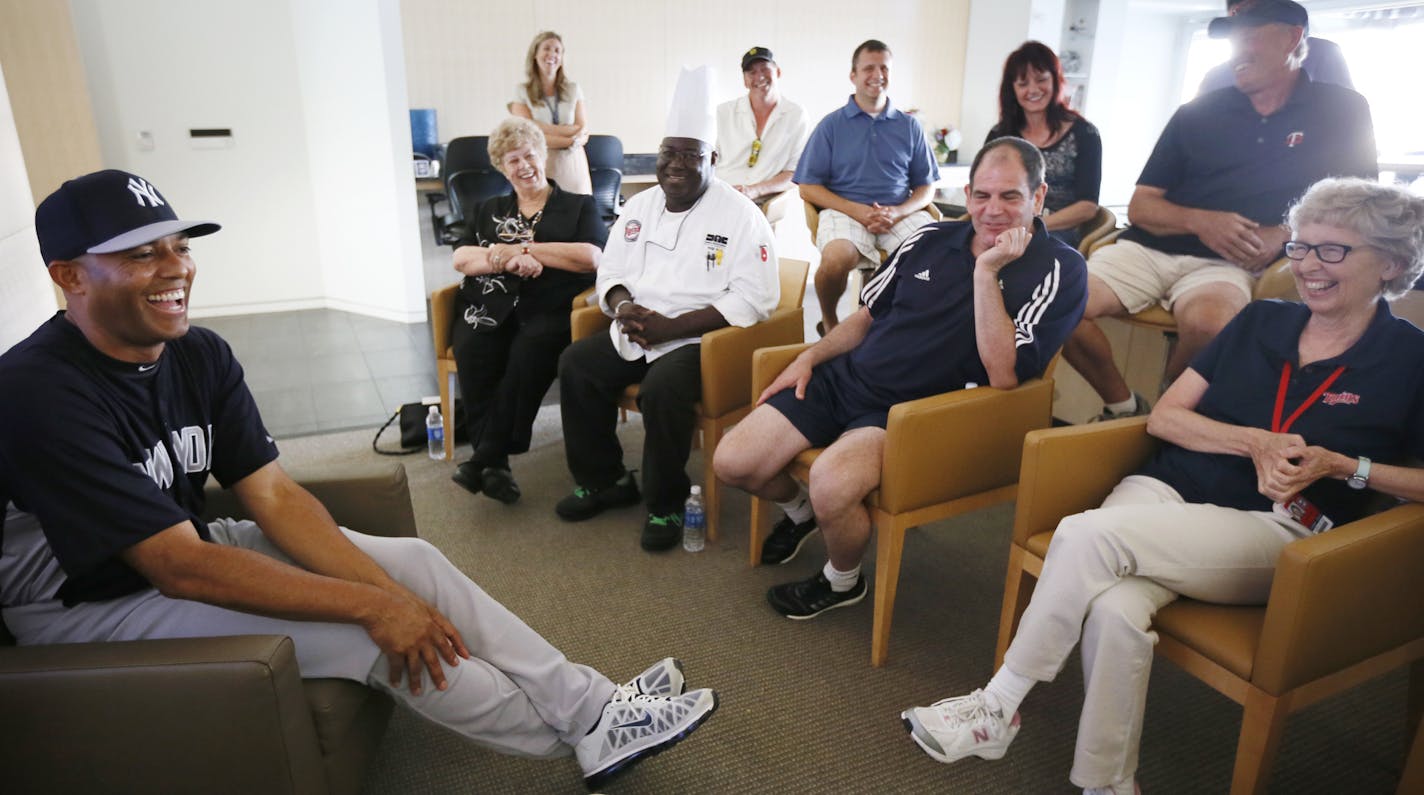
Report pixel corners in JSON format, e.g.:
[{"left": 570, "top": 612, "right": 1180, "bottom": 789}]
[{"left": 763, "top": 354, "right": 891, "bottom": 447}]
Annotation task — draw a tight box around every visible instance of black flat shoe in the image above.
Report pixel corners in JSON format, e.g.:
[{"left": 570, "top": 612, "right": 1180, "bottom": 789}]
[
  {"left": 451, "top": 461, "right": 483, "bottom": 495},
  {"left": 481, "top": 466, "right": 521, "bottom": 504}
]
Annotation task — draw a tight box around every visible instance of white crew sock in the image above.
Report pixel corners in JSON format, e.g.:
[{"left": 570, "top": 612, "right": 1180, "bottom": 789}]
[
  {"left": 1084, "top": 778, "right": 1136, "bottom": 795},
  {"left": 822, "top": 561, "right": 860, "bottom": 592},
  {"left": 1104, "top": 395, "right": 1138, "bottom": 415},
  {"left": 983, "top": 665, "right": 1035, "bottom": 718},
  {"left": 776, "top": 486, "right": 813, "bottom": 524}
]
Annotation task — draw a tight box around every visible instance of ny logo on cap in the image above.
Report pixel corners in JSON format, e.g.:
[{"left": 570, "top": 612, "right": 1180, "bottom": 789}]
[{"left": 126, "top": 177, "right": 165, "bottom": 208}]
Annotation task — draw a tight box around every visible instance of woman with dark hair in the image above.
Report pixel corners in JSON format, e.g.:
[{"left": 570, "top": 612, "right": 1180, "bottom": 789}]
[
  {"left": 987, "top": 41, "right": 1102, "bottom": 247},
  {"left": 448, "top": 117, "right": 606, "bottom": 503},
  {"left": 510, "top": 31, "right": 592, "bottom": 195}
]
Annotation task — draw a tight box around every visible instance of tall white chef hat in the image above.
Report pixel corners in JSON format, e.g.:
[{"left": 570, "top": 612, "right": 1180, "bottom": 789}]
[{"left": 664, "top": 65, "right": 717, "bottom": 145}]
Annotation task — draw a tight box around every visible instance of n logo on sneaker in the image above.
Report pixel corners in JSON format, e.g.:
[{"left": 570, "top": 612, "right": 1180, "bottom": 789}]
[
  {"left": 914, "top": 269, "right": 931, "bottom": 282},
  {"left": 972, "top": 727, "right": 991, "bottom": 744},
  {"left": 614, "top": 711, "right": 655, "bottom": 730}
]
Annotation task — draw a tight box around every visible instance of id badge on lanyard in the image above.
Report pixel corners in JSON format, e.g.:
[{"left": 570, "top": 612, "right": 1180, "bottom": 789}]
[{"left": 1269, "top": 361, "right": 1345, "bottom": 534}]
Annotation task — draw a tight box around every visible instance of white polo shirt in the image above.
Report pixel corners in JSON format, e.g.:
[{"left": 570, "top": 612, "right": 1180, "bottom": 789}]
[
  {"left": 714, "top": 95, "right": 810, "bottom": 187},
  {"left": 597, "top": 179, "right": 779, "bottom": 362}
]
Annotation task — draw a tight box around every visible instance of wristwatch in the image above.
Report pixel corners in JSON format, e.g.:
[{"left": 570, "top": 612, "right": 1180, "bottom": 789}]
[{"left": 1346, "top": 456, "right": 1371, "bottom": 490}]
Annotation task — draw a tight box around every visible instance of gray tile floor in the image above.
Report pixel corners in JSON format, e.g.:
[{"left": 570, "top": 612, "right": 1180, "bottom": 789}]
[{"left": 197, "top": 309, "right": 437, "bottom": 439}]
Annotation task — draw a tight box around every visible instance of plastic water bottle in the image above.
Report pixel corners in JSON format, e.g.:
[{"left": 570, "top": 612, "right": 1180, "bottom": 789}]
[
  {"left": 682, "top": 486, "right": 706, "bottom": 552},
  {"left": 426, "top": 405, "right": 444, "bottom": 460}
]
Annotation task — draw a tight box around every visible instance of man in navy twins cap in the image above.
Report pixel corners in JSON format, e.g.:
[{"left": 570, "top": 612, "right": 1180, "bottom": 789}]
[{"left": 4, "top": 170, "right": 718, "bottom": 788}]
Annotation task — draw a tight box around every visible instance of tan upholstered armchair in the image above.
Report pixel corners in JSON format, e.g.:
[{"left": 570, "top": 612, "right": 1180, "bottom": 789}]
[
  {"left": 0, "top": 462, "right": 417, "bottom": 795},
  {"left": 995, "top": 418, "right": 1424, "bottom": 794},
  {"left": 569, "top": 259, "right": 809, "bottom": 543},
  {"left": 747, "top": 344, "right": 1056, "bottom": 667}
]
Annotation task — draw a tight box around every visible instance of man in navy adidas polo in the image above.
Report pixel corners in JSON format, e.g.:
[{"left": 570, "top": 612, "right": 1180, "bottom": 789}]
[{"left": 715, "top": 137, "right": 1088, "bottom": 618}]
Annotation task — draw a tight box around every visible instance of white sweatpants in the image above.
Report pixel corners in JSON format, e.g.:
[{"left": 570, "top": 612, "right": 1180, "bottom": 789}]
[
  {"left": 2, "top": 519, "right": 616, "bottom": 759},
  {"left": 1002, "top": 475, "right": 1307, "bottom": 788}
]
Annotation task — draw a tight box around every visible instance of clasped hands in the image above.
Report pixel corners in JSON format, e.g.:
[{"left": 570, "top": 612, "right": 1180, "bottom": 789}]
[
  {"left": 855, "top": 202, "right": 901, "bottom": 235},
  {"left": 614, "top": 301, "right": 677, "bottom": 348},
  {"left": 1194, "top": 210, "right": 1288, "bottom": 273},
  {"left": 1248, "top": 430, "right": 1343, "bottom": 504},
  {"left": 489, "top": 243, "right": 543, "bottom": 278}
]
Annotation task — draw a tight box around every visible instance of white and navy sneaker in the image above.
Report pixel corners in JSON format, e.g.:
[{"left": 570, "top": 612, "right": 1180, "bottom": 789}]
[
  {"left": 575, "top": 687, "right": 717, "bottom": 789},
  {"left": 900, "top": 689, "right": 1020, "bottom": 763},
  {"left": 619, "top": 657, "right": 685, "bottom": 699}
]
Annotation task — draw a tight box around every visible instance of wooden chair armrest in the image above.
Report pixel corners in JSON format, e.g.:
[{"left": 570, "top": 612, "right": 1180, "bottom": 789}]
[
  {"left": 878, "top": 378, "right": 1055, "bottom": 514},
  {"left": 701, "top": 309, "right": 804, "bottom": 418},
  {"left": 1253, "top": 502, "right": 1424, "bottom": 694},
  {"left": 571, "top": 305, "right": 613, "bottom": 342},
  {"left": 1011, "top": 417, "right": 1156, "bottom": 544},
  {"left": 750, "top": 343, "right": 813, "bottom": 401},
  {"left": 430, "top": 283, "right": 460, "bottom": 355}
]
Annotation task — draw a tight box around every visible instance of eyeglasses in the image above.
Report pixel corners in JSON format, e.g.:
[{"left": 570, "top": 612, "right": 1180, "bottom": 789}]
[
  {"left": 748, "top": 138, "right": 762, "bottom": 168},
  {"left": 1284, "top": 241, "right": 1359, "bottom": 264},
  {"left": 657, "top": 148, "right": 709, "bottom": 167}
]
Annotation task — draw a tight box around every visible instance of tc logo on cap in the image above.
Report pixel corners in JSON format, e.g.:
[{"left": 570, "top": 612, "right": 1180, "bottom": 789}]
[{"left": 127, "top": 177, "right": 166, "bottom": 208}]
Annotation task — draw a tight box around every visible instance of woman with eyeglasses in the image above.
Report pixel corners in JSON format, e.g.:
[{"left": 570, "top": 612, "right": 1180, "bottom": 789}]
[
  {"left": 987, "top": 41, "right": 1102, "bottom": 247},
  {"left": 901, "top": 177, "right": 1424, "bottom": 795},
  {"left": 447, "top": 117, "right": 606, "bottom": 504},
  {"left": 510, "top": 31, "right": 592, "bottom": 195}
]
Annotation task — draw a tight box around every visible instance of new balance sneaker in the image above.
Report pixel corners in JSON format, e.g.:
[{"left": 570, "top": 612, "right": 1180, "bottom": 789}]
[
  {"left": 1089, "top": 392, "right": 1151, "bottom": 423},
  {"left": 575, "top": 687, "right": 718, "bottom": 789},
  {"left": 760, "top": 514, "right": 819, "bottom": 565},
  {"left": 618, "top": 657, "right": 686, "bottom": 699},
  {"left": 900, "top": 689, "right": 1021, "bottom": 764},
  {"left": 640, "top": 513, "right": 683, "bottom": 552},
  {"left": 766, "top": 571, "right": 866, "bottom": 619},
  {"left": 556, "top": 471, "right": 641, "bottom": 521}
]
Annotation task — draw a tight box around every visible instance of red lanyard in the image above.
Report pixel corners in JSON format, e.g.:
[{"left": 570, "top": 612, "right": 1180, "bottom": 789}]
[{"left": 1271, "top": 362, "right": 1346, "bottom": 434}]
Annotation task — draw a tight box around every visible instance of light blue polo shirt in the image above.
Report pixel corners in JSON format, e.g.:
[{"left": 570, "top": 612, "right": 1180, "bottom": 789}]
[{"left": 793, "top": 96, "right": 940, "bottom": 206}]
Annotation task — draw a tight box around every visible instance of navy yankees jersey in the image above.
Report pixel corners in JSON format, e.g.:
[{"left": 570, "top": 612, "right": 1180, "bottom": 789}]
[
  {"left": 832, "top": 218, "right": 1086, "bottom": 409},
  {"left": 1140, "top": 299, "right": 1424, "bottom": 525},
  {"left": 0, "top": 314, "right": 278, "bottom": 605}
]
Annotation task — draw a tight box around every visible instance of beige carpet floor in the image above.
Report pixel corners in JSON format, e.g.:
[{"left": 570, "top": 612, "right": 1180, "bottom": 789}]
[{"left": 279, "top": 425, "right": 1409, "bottom": 795}]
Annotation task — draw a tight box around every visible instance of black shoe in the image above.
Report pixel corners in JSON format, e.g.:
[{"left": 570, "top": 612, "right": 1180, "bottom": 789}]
[
  {"left": 815, "top": 320, "right": 827, "bottom": 338},
  {"left": 761, "top": 515, "right": 819, "bottom": 565},
  {"left": 640, "top": 513, "right": 683, "bottom": 552},
  {"left": 767, "top": 571, "right": 866, "bottom": 620},
  {"left": 555, "top": 471, "right": 642, "bottom": 521},
  {"left": 451, "top": 461, "right": 483, "bottom": 496},
  {"left": 480, "top": 466, "right": 521, "bottom": 504}
]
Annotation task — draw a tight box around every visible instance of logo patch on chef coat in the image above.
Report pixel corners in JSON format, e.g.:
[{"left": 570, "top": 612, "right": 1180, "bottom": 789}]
[
  {"left": 760, "top": 244, "right": 769, "bottom": 262},
  {"left": 705, "top": 233, "right": 727, "bottom": 271},
  {"left": 624, "top": 220, "right": 642, "bottom": 242}
]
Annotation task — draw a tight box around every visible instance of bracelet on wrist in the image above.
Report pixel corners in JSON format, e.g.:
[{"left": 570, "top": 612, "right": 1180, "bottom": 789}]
[{"left": 614, "top": 299, "right": 633, "bottom": 313}]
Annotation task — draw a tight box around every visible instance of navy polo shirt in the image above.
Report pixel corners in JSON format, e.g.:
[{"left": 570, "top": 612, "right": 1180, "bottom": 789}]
[
  {"left": 793, "top": 96, "right": 940, "bottom": 206},
  {"left": 1122, "top": 74, "right": 1377, "bottom": 259},
  {"left": 830, "top": 218, "right": 1087, "bottom": 408},
  {"left": 1140, "top": 300, "right": 1424, "bottom": 526}
]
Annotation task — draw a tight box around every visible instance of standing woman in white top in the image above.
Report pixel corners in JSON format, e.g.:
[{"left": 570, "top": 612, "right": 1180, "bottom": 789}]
[{"left": 510, "top": 31, "right": 593, "bottom": 195}]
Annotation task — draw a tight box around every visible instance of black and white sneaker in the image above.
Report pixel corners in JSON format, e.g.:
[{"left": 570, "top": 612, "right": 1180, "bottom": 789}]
[
  {"left": 760, "top": 514, "right": 818, "bottom": 565},
  {"left": 766, "top": 571, "right": 866, "bottom": 619}
]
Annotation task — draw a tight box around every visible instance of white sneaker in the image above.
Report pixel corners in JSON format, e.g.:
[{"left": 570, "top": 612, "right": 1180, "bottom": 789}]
[
  {"left": 618, "top": 657, "right": 685, "bottom": 699},
  {"left": 575, "top": 687, "right": 717, "bottom": 788},
  {"left": 900, "top": 689, "right": 1020, "bottom": 763}
]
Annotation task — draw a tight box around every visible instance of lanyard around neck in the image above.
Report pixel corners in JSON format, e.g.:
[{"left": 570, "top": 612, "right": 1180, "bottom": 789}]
[{"left": 1271, "top": 361, "right": 1346, "bottom": 434}]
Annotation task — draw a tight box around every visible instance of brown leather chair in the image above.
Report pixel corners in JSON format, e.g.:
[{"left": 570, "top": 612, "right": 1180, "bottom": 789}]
[
  {"left": 747, "top": 344, "right": 1057, "bottom": 667},
  {"left": 568, "top": 259, "right": 809, "bottom": 543},
  {"left": 995, "top": 418, "right": 1424, "bottom": 794},
  {"left": 430, "top": 282, "right": 597, "bottom": 460},
  {"left": 0, "top": 462, "right": 418, "bottom": 795}
]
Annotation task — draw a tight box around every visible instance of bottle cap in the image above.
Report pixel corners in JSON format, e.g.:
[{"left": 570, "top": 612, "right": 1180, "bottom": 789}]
[
  {"left": 428, "top": 405, "right": 439, "bottom": 415},
  {"left": 690, "top": 485, "right": 702, "bottom": 495}
]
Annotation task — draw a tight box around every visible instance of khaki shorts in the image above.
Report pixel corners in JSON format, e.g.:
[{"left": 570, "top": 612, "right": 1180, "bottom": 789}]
[
  {"left": 1089, "top": 239, "right": 1255, "bottom": 314},
  {"left": 816, "top": 208, "right": 935, "bottom": 268}
]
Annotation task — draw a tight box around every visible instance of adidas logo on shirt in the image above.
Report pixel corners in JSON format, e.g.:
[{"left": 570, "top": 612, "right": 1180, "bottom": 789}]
[{"left": 914, "top": 269, "right": 931, "bottom": 282}]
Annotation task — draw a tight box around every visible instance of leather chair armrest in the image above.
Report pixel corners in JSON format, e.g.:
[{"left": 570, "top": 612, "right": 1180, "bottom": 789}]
[
  {"left": 1252, "top": 257, "right": 1298, "bottom": 301},
  {"left": 878, "top": 378, "right": 1055, "bottom": 515},
  {"left": 0, "top": 635, "right": 326, "bottom": 794},
  {"left": 571, "top": 305, "right": 612, "bottom": 343},
  {"left": 571, "top": 286, "right": 597, "bottom": 309},
  {"left": 430, "top": 282, "right": 460, "bottom": 356},
  {"left": 700, "top": 308, "right": 804, "bottom": 418},
  {"left": 750, "top": 343, "right": 813, "bottom": 401},
  {"left": 1086, "top": 227, "right": 1125, "bottom": 257},
  {"left": 1012, "top": 417, "right": 1156, "bottom": 544},
  {"left": 1253, "top": 502, "right": 1424, "bottom": 694},
  {"left": 203, "top": 462, "right": 417, "bottom": 539}
]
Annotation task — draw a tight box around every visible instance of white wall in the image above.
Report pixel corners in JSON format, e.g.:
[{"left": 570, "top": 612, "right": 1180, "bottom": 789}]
[
  {"left": 0, "top": 61, "right": 58, "bottom": 353},
  {"left": 400, "top": 0, "right": 971, "bottom": 155},
  {"left": 959, "top": 0, "right": 1067, "bottom": 164},
  {"left": 69, "top": 0, "right": 425, "bottom": 322}
]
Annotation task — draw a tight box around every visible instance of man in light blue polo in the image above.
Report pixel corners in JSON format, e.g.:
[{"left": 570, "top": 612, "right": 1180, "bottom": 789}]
[{"left": 795, "top": 39, "right": 939, "bottom": 333}]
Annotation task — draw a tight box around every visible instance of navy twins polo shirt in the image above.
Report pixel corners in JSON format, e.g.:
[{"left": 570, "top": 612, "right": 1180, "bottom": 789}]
[
  {"left": 835, "top": 218, "right": 1088, "bottom": 409},
  {"left": 1122, "top": 75, "right": 1377, "bottom": 259},
  {"left": 1140, "top": 299, "right": 1424, "bottom": 525}
]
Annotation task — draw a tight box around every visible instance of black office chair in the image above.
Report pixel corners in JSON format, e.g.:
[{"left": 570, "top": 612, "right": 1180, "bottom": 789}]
[
  {"left": 439, "top": 136, "right": 510, "bottom": 245},
  {"left": 585, "top": 134, "right": 624, "bottom": 226}
]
